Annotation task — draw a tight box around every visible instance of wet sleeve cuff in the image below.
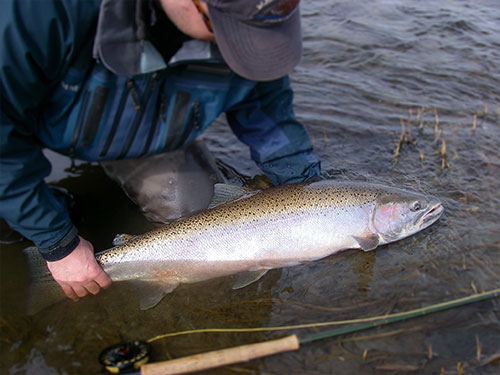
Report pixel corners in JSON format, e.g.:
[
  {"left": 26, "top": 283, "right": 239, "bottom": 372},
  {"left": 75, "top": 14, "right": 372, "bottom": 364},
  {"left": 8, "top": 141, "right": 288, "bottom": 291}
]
[
  {"left": 258, "top": 151, "right": 321, "bottom": 186},
  {"left": 38, "top": 226, "right": 80, "bottom": 262}
]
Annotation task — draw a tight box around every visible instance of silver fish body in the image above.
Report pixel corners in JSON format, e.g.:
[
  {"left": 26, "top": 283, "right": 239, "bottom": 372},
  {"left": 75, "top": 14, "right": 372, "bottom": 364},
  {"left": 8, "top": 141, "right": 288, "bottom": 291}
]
[{"left": 94, "top": 180, "right": 443, "bottom": 309}]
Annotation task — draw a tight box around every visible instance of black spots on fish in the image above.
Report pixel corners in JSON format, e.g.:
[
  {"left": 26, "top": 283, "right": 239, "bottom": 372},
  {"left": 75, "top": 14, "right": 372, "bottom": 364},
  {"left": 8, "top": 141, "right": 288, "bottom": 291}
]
[
  {"left": 350, "top": 189, "right": 375, "bottom": 204},
  {"left": 249, "top": 217, "right": 259, "bottom": 225},
  {"left": 159, "top": 183, "right": 383, "bottom": 237}
]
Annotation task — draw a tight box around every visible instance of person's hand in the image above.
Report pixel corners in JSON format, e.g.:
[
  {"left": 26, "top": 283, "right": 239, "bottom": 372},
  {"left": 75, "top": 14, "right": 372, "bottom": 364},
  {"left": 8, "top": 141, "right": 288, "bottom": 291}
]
[
  {"left": 46, "top": 236, "right": 112, "bottom": 301},
  {"left": 159, "top": 0, "right": 215, "bottom": 42}
]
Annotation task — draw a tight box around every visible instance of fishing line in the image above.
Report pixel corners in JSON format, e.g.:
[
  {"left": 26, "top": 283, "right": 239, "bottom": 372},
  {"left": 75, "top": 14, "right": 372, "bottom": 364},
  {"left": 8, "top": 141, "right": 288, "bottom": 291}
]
[
  {"left": 100, "top": 288, "right": 499, "bottom": 374},
  {"left": 146, "top": 287, "right": 500, "bottom": 343}
]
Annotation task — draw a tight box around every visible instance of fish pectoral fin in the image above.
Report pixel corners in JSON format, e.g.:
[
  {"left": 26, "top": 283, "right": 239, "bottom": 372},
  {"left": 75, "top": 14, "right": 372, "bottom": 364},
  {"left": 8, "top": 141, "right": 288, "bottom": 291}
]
[
  {"left": 112, "top": 234, "right": 136, "bottom": 247},
  {"left": 353, "top": 233, "right": 380, "bottom": 252},
  {"left": 130, "top": 280, "right": 179, "bottom": 310},
  {"left": 232, "top": 269, "right": 269, "bottom": 290},
  {"left": 208, "top": 184, "right": 254, "bottom": 209}
]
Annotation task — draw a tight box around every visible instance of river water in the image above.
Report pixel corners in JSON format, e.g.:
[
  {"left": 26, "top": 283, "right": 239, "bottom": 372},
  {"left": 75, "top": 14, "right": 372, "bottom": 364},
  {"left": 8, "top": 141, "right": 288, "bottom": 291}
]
[{"left": 1, "top": 0, "right": 499, "bottom": 374}]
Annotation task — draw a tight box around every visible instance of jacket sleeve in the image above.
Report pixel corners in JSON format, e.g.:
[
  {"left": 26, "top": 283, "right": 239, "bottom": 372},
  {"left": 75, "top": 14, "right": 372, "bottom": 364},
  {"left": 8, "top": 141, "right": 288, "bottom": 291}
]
[
  {"left": 225, "top": 76, "right": 321, "bottom": 185},
  {"left": 0, "top": 0, "right": 99, "bottom": 260},
  {"left": 0, "top": 124, "right": 79, "bottom": 260}
]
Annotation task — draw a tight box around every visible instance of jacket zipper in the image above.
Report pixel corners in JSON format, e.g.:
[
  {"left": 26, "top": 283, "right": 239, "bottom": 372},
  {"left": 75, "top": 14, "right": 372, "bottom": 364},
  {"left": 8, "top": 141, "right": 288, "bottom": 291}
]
[
  {"left": 118, "top": 73, "right": 158, "bottom": 159},
  {"left": 140, "top": 81, "right": 166, "bottom": 157},
  {"left": 127, "top": 79, "right": 141, "bottom": 110}
]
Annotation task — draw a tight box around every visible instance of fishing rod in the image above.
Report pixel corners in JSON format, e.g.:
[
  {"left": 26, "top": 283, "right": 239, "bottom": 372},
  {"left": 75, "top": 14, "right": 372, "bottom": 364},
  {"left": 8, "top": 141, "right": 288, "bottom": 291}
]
[{"left": 99, "top": 288, "right": 500, "bottom": 375}]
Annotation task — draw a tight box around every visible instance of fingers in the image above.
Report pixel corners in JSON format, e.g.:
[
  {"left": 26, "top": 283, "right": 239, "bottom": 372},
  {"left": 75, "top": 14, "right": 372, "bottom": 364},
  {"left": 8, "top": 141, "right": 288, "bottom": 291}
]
[
  {"left": 60, "top": 279, "right": 107, "bottom": 302},
  {"left": 73, "top": 284, "right": 89, "bottom": 299},
  {"left": 60, "top": 283, "right": 80, "bottom": 302},
  {"left": 95, "top": 270, "right": 112, "bottom": 289},
  {"left": 47, "top": 236, "right": 113, "bottom": 303},
  {"left": 83, "top": 280, "right": 101, "bottom": 296},
  {"left": 66, "top": 267, "right": 112, "bottom": 299},
  {"left": 59, "top": 279, "right": 103, "bottom": 300}
]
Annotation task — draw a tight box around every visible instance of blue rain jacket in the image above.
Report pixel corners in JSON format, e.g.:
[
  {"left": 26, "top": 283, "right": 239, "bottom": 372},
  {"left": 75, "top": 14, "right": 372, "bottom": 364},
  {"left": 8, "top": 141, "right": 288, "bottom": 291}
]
[{"left": 0, "top": 0, "right": 320, "bottom": 261}]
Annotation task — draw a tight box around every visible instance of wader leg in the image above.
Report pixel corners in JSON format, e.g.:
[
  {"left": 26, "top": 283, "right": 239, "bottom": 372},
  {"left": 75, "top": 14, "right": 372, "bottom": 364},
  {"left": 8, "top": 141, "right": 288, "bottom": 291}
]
[{"left": 101, "top": 140, "right": 225, "bottom": 223}]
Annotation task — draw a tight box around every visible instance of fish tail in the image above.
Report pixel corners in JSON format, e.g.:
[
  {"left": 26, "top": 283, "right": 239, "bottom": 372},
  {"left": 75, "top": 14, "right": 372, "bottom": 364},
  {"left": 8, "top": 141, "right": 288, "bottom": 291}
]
[{"left": 23, "top": 247, "right": 66, "bottom": 315}]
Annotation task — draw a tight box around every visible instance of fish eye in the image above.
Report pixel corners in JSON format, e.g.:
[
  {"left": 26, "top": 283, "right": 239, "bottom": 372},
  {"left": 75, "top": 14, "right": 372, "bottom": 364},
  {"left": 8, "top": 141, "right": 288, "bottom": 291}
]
[{"left": 410, "top": 201, "right": 422, "bottom": 212}]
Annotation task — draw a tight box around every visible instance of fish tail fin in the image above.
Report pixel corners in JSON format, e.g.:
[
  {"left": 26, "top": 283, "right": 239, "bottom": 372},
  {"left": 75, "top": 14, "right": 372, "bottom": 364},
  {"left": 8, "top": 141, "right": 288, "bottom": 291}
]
[{"left": 23, "top": 247, "right": 66, "bottom": 315}]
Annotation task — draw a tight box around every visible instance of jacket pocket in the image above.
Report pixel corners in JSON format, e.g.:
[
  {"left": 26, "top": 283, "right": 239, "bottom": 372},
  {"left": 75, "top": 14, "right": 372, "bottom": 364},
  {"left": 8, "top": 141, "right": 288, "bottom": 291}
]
[
  {"left": 99, "top": 80, "right": 130, "bottom": 158},
  {"left": 81, "top": 85, "right": 110, "bottom": 147},
  {"left": 162, "top": 90, "right": 193, "bottom": 151},
  {"left": 140, "top": 80, "right": 166, "bottom": 157}
]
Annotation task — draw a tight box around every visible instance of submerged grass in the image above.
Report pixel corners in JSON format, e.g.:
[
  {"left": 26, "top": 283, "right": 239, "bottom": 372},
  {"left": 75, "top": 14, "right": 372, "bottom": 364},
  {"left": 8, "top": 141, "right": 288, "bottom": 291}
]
[
  {"left": 392, "top": 106, "right": 453, "bottom": 171},
  {"left": 146, "top": 288, "right": 500, "bottom": 343}
]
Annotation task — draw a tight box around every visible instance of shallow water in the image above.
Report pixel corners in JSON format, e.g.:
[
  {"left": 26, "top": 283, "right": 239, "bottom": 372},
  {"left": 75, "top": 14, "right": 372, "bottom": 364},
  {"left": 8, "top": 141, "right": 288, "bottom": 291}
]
[{"left": 1, "top": 0, "right": 500, "bottom": 374}]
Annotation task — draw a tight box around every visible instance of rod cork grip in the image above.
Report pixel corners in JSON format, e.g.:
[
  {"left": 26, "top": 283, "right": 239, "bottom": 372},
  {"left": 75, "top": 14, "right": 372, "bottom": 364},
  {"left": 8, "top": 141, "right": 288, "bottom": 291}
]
[{"left": 140, "top": 334, "right": 300, "bottom": 375}]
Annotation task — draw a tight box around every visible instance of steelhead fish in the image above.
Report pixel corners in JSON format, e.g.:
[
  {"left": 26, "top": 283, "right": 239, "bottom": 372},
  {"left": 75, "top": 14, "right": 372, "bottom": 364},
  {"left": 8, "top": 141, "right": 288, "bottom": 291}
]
[{"left": 25, "top": 180, "right": 443, "bottom": 314}]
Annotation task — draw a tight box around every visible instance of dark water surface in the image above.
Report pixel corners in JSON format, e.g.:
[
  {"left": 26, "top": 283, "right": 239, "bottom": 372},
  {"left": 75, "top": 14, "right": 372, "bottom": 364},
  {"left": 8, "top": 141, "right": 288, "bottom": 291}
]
[{"left": 1, "top": 1, "right": 499, "bottom": 374}]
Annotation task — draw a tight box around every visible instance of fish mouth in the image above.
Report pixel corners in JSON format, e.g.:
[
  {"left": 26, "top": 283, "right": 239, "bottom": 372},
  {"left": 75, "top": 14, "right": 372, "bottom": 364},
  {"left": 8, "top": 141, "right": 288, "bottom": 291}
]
[{"left": 419, "top": 201, "right": 444, "bottom": 226}]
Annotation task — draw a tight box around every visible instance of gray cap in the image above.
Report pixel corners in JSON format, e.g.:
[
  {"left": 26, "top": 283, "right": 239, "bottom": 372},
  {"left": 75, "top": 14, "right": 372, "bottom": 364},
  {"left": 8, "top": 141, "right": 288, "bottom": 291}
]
[{"left": 205, "top": 0, "right": 302, "bottom": 81}]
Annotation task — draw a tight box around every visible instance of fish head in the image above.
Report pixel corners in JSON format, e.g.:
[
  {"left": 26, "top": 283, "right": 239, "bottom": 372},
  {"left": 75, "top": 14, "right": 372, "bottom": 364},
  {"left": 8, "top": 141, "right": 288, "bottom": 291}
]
[{"left": 371, "top": 188, "right": 444, "bottom": 244}]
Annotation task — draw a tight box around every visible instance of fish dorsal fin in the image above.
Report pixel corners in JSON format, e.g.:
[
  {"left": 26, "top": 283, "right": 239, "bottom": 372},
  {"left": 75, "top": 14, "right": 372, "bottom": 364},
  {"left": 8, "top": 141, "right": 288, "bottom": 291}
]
[
  {"left": 353, "top": 233, "right": 380, "bottom": 252},
  {"left": 208, "top": 183, "right": 253, "bottom": 209},
  {"left": 232, "top": 269, "right": 269, "bottom": 290},
  {"left": 130, "top": 280, "right": 179, "bottom": 310},
  {"left": 112, "top": 234, "right": 136, "bottom": 247}
]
